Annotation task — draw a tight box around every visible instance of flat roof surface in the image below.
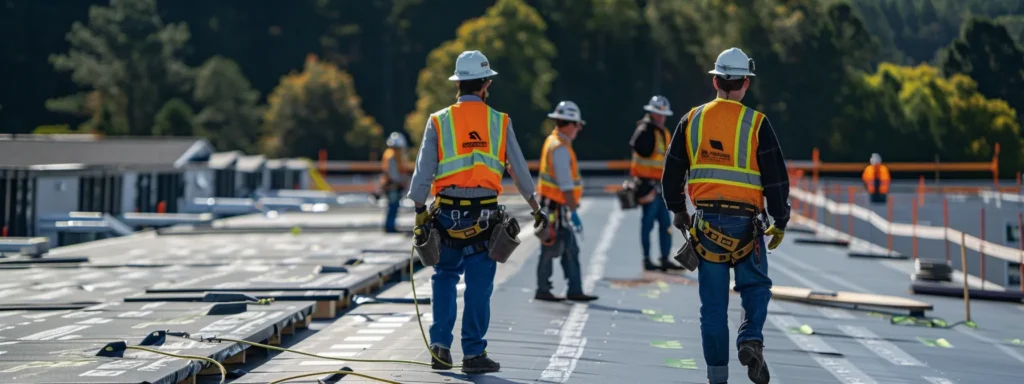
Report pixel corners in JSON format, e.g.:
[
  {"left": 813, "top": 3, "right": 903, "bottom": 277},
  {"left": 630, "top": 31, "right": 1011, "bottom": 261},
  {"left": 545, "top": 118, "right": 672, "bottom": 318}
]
[{"left": 0, "top": 136, "right": 212, "bottom": 168}]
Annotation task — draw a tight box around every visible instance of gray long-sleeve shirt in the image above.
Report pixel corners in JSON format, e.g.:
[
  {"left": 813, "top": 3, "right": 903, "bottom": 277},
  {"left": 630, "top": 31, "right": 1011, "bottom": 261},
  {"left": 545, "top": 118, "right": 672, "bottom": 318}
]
[
  {"left": 407, "top": 95, "right": 536, "bottom": 204},
  {"left": 550, "top": 132, "right": 576, "bottom": 191}
]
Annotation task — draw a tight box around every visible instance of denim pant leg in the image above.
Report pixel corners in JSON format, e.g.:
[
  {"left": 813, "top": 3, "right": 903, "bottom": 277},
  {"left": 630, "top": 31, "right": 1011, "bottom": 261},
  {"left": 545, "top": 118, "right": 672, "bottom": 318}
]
[
  {"left": 640, "top": 202, "right": 655, "bottom": 260},
  {"left": 384, "top": 195, "right": 400, "bottom": 233},
  {"left": 537, "top": 235, "right": 565, "bottom": 295},
  {"left": 428, "top": 241, "right": 464, "bottom": 350},
  {"left": 698, "top": 255, "right": 731, "bottom": 384},
  {"left": 461, "top": 249, "right": 496, "bottom": 357},
  {"left": 735, "top": 235, "right": 772, "bottom": 345},
  {"left": 560, "top": 228, "right": 584, "bottom": 295},
  {"left": 653, "top": 194, "right": 673, "bottom": 259}
]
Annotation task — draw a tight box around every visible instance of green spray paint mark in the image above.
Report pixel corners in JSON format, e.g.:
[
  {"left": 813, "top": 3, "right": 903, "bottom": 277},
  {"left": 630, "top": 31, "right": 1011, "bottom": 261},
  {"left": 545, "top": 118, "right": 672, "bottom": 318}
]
[
  {"left": 649, "top": 314, "right": 676, "bottom": 323},
  {"left": 1007, "top": 338, "right": 1023, "bottom": 345},
  {"left": 917, "top": 337, "right": 953, "bottom": 348},
  {"left": 867, "top": 312, "right": 887, "bottom": 318},
  {"left": 641, "top": 290, "right": 662, "bottom": 299},
  {"left": 642, "top": 309, "right": 658, "bottom": 315},
  {"left": 666, "top": 358, "right": 698, "bottom": 369},
  {"left": 656, "top": 280, "right": 670, "bottom": 291},
  {"left": 964, "top": 320, "right": 978, "bottom": 329},
  {"left": 650, "top": 340, "right": 683, "bottom": 349},
  {"left": 787, "top": 324, "right": 814, "bottom": 335},
  {"left": 930, "top": 318, "right": 948, "bottom": 328}
]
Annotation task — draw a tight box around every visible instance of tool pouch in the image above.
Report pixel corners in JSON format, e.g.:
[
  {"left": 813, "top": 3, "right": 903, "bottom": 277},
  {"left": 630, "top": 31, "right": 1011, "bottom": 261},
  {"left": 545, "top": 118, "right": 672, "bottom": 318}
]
[
  {"left": 616, "top": 180, "right": 638, "bottom": 210},
  {"left": 413, "top": 223, "right": 441, "bottom": 266},
  {"left": 672, "top": 227, "right": 700, "bottom": 271},
  {"left": 488, "top": 210, "right": 521, "bottom": 263}
]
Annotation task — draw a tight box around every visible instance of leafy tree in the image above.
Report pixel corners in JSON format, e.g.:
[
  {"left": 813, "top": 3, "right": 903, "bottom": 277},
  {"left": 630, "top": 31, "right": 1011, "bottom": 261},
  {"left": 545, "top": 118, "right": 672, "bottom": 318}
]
[
  {"left": 262, "top": 54, "right": 382, "bottom": 159},
  {"left": 153, "top": 98, "right": 195, "bottom": 137},
  {"left": 193, "top": 56, "right": 263, "bottom": 152},
  {"left": 939, "top": 17, "right": 1024, "bottom": 131},
  {"left": 47, "top": 0, "right": 192, "bottom": 136},
  {"left": 404, "top": 0, "right": 556, "bottom": 156}
]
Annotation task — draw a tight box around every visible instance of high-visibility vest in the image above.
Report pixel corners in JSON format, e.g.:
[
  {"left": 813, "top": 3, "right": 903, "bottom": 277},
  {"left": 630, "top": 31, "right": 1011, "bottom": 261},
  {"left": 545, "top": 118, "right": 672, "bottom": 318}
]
[
  {"left": 861, "top": 164, "right": 891, "bottom": 194},
  {"left": 381, "top": 148, "right": 408, "bottom": 182},
  {"left": 430, "top": 101, "right": 509, "bottom": 196},
  {"left": 537, "top": 131, "right": 583, "bottom": 204},
  {"left": 684, "top": 98, "right": 766, "bottom": 209},
  {"left": 630, "top": 125, "right": 671, "bottom": 180}
]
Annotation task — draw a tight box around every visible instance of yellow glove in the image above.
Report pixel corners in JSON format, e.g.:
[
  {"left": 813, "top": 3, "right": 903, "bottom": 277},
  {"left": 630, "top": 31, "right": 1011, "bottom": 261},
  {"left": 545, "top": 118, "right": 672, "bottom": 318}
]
[
  {"left": 764, "top": 225, "right": 785, "bottom": 250},
  {"left": 415, "top": 207, "right": 432, "bottom": 227}
]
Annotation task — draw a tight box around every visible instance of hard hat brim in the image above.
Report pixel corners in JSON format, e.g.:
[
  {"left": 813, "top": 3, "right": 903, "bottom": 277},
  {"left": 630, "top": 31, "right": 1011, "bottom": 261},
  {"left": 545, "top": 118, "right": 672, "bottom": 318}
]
[
  {"left": 547, "top": 113, "right": 585, "bottom": 124},
  {"left": 448, "top": 69, "right": 498, "bottom": 81},
  {"left": 708, "top": 69, "right": 755, "bottom": 77},
  {"left": 643, "top": 105, "right": 674, "bottom": 116}
]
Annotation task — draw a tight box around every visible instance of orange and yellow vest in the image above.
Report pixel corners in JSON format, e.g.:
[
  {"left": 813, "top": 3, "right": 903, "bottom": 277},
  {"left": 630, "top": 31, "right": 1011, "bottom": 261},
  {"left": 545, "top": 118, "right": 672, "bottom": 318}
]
[
  {"left": 381, "top": 148, "right": 408, "bottom": 182},
  {"left": 683, "top": 98, "right": 766, "bottom": 209},
  {"left": 630, "top": 124, "right": 671, "bottom": 180},
  {"left": 430, "top": 101, "right": 509, "bottom": 196},
  {"left": 537, "top": 131, "right": 583, "bottom": 204}
]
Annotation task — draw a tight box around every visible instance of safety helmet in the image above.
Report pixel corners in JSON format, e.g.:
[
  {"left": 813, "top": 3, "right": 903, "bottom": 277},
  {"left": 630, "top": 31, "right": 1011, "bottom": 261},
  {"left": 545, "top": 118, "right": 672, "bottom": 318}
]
[
  {"left": 870, "top": 153, "right": 881, "bottom": 165},
  {"left": 643, "top": 95, "right": 673, "bottom": 116},
  {"left": 547, "top": 101, "right": 585, "bottom": 125},
  {"left": 708, "top": 47, "right": 756, "bottom": 80},
  {"left": 386, "top": 132, "right": 407, "bottom": 148},
  {"left": 448, "top": 50, "right": 498, "bottom": 81}
]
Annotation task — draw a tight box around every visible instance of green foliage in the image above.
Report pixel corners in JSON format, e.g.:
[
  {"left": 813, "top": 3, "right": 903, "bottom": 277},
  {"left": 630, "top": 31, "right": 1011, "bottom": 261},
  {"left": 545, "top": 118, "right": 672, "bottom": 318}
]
[
  {"left": 262, "top": 54, "right": 382, "bottom": 159},
  {"left": 153, "top": 98, "right": 195, "bottom": 137},
  {"left": 405, "top": 0, "right": 556, "bottom": 154},
  {"left": 32, "top": 124, "right": 77, "bottom": 135},
  {"left": 938, "top": 18, "right": 1024, "bottom": 131},
  {"left": 193, "top": 55, "right": 263, "bottom": 152},
  {"left": 48, "top": 0, "right": 192, "bottom": 136}
]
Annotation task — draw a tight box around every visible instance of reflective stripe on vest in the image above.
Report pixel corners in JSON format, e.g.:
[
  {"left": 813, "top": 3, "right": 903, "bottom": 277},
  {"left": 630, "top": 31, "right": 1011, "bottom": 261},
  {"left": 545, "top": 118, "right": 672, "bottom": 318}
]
[
  {"left": 630, "top": 126, "right": 669, "bottom": 179},
  {"left": 537, "top": 132, "right": 583, "bottom": 205},
  {"left": 686, "top": 99, "right": 765, "bottom": 203},
  {"left": 432, "top": 104, "right": 508, "bottom": 195}
]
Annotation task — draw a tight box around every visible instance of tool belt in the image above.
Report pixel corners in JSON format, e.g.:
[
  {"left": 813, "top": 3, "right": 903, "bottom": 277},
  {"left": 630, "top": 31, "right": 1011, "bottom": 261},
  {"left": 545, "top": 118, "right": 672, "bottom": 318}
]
[
  {"left": 690, "top": 200, "right": 766, "bottom": 266},
  {"left": 538, "top": 199, "right": 566, "bottom": 246},
  {"left": 432, "top": 195, "right": 501, "bottom": 251}
]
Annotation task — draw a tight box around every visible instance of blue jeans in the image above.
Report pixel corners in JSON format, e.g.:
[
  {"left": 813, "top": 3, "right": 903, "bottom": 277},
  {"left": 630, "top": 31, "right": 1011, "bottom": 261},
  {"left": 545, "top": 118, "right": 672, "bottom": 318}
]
[
  {"left": 696, "top": 213, "right": 772, "bottom": 384},
  {"left": 537, "top": 227, "right": 583, "bottom": 295},
  {"left": 640, "top": 193, "right": 673, "bottom": 260},
  {"left": 384, "top": 189, "right": 401, "bottom": 233},
  {"left": 428, "top": 207, "right": 497, "bottom": 357}
]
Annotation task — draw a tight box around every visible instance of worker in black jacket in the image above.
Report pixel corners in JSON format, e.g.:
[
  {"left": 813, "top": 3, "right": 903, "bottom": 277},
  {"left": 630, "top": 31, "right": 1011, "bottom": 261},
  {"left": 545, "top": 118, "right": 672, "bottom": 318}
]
[{"left": 629, "top": 96, "right": 684, "bottom": 272}]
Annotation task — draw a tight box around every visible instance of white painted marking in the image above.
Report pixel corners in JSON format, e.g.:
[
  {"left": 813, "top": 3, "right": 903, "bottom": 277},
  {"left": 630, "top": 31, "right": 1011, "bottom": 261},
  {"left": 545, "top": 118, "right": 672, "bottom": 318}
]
[
  {"left": 367, "top": 323, "right": 403, "bottom": 328},
  {"left": 836, "top": 325, "right": 925, "bottom": 366},
  {"left": 357, "top": 329, "right": 394, "bottom": 335},
  {"left": 956, "top": 328, "right": 1024, "bottom": 364},
  {"left": 769, "top": 254, "right": 857, "bottom": 319},
  {"left": 818, "top": 307, "right": 856, "bottom": 320},
  {"left": 343, "top": 336, "right": 384, "bottom": 342},
  {"left": 299, "top": 360, "right": 345, "bottom": 366},
  {"left": 772, "top": 251, "right": 870, "bottom": 293},
  {"left": 769, "top": 315, "right": 838, "bottom": 355},
  {"left": 539, "top": 204, "right": 622, "bottom": 383},
  {"left": 329, "top": 344, "right": 373, "bottom": 350},
  {"left": 924, "top": 376, "right": 955, "bottom": 384},
  {"left": 811, "top": 356, "right": 879, "bottom": 384},
  {"left": 20, "top": 325, "right": 91, "bottom": 341},
  {"left": 378, "top": 316, "right": 412, "bottom": 323},
  {"left": 767, "top": 302, "right": 877, "bottom": 384}
]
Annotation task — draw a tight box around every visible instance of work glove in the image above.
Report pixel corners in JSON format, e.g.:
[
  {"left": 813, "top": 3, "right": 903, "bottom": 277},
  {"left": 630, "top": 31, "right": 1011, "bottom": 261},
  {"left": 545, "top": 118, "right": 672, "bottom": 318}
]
[
  {"left": 570, "top": 211, "right": 583, "bottom": 233},
  {"left": 764, "top": 225, "right": 785, "bottom": 250},
  {"left": 672, "top": 211, "right": 692, "bottom": 231},
  {"left": 415, "top": 206, "right": 432, "bottom": 227},
  {"left": 532, "top": 209, "right": 549, "bottom": 231}
]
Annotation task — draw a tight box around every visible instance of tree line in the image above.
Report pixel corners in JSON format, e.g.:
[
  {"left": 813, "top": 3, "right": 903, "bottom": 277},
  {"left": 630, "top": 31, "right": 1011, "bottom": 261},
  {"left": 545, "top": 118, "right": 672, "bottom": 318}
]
[{"left": 2, "top": 0, "right": 1023, "bottom": 174}]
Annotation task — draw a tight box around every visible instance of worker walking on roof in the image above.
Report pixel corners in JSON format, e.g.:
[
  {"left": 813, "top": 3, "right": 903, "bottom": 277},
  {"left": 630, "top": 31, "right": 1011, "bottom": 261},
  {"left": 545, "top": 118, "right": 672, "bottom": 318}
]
[
  {"left": 661, "top": 47, "right": 790, "bottom": 384},
  {"left": 861, "top": 153, "right": 890, "bottom": 204},
  {"left": 534, "top": 101, "right": 599, "bottom": 303},
  {"left": 382, "top": 132, "right": 411, "bottom": 233},
  {"left": 631, "top": 95, "right": 685, "bottom": 272},
  {"left": 407, "top": 50, "right": 548, "bottom": 374}
]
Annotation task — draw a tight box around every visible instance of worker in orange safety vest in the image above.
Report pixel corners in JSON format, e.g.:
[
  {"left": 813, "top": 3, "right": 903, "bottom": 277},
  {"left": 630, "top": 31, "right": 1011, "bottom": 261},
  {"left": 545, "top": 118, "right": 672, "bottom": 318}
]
[
  {"left": 861, "top": 153, "right": 891, "bottom": 203},
  {"left": 381, "top": 132, "right": 411, "bottom": 233}
]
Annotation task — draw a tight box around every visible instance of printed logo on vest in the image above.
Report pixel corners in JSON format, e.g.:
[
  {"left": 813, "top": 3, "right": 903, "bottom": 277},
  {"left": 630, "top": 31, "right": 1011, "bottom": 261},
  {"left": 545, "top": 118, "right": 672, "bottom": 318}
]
[
  {"left": 464, "top": 131, "right": 487, "bottom": 148},
  {"left": 700, "top": 140, "right": 732, "bottom": 162}
]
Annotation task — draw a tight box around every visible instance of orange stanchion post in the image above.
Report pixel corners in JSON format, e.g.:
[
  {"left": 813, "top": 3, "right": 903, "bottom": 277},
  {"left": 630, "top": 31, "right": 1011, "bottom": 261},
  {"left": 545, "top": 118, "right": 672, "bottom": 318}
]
[
  {"left": 1017, "top": 171, "right": 1021, "bottom": 194},
  {"left": 1018, "top": 211, "right": 1023, "bottom": 292},
  {"left": 980, "top": 207, "right": 986, "bottom": 290},
  {"left": 318, "top": 149, "right": 328, "bottom": 176},
  {"left": 912, "top": 197, "right": 918, "bottom": 260},
  {"left": 1, "top": 226, "right": 6, "bottom": 237},
  {"left": 157, "top": 201, "right": 166, "bottom": 214},
  {"left": 943, "top": 197, "right": 950, "bottom": 264},
  {"left": 802, "top": 179, "right": 810, "bottom": 218},
  {"left": 847, "top": 186, "right": 854, "bottom": 237},
  {"left": 918, "top": 175, "right": 925, "bottom": 207},
  {"left": 812, "top": 148, "right": 820, "bottom": 193},
  {"left": 833, "top": 185, "right": 841, "bottom": 230},
  {"left": 992, "top": 143, "right": 1000, "bottom": 191},
  {"left": 887, "top": 197, "right": 894, "bottom": 255}
]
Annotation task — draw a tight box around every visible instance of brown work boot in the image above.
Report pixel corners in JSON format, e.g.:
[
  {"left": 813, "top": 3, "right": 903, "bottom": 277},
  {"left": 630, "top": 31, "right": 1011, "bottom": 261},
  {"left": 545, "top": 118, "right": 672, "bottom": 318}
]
[{"left": 738, "top": 340, "right": 770, "bottom": 384}]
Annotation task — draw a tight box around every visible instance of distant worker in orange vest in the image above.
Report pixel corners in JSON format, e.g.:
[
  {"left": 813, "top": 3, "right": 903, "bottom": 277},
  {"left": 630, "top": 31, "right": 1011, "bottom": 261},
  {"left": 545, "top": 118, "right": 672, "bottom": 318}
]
[
  {"left": 630, "top": 95, "right": 684, "bottom": 272},
  {"left": 861, "top": 153, "right": 891, "bottom": 203},
  {"left": 407, "top": 50, "right": 548, "bottom": 374},
  {"left": 381, "top": 132, "right": 411, "bottom": 233},
  {"left": 535, "top": 101, "right": 599, "bottom": 303}
]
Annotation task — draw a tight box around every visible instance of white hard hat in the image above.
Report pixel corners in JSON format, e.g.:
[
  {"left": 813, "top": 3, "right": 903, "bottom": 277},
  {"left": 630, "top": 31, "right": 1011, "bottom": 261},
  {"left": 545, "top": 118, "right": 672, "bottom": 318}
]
[
  {"left": 386, "top": 132, "right": 407, "bottom": 148},
  {"left": 547, "top": 101, "right": 585, "bottom": 124},
  {"left": 870, "top": 153, "right": 881, "bottom": 165},
  {"left": 709, "top": 47, "right": 756, "bottom": 80},
  {"left": 448, "top": 50, "right": 498, "bottom": 81},
  {"left": 643, "top": 95, "right": 673, "bottom": 116}
]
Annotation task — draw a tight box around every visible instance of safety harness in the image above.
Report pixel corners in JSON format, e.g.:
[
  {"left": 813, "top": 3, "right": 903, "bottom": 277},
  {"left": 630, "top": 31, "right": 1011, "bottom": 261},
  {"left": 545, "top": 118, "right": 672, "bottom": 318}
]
[
  {"left": 431, "top": 195, "right": 502, "bottom": 253},
  {"left": 689, "top": 200, "right": 767, "bottom": 266}
]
